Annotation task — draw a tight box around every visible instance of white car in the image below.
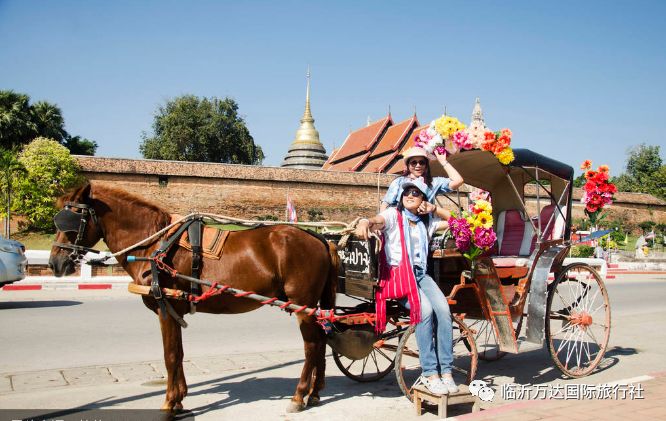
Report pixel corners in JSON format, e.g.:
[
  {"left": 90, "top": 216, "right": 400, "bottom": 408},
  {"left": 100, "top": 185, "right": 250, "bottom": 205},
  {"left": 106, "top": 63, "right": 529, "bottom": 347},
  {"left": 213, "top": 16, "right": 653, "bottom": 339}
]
[{"left": 0, "top": 236, "right": 27, "bottom": 287}]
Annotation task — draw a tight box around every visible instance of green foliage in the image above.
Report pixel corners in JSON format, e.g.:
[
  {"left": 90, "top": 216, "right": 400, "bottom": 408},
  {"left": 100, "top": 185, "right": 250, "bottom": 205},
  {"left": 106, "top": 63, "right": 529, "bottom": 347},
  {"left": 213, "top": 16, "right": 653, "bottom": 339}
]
[
  {"left": 570, "top": 245, "right": 594, "bottom": 258},
  {"left": 613, "top": 144, "right": 665, "bottom": 200},
  {"left": 257, "top": 214, "right": 278, "bottom": 221},
  {"left": 0, "top": 90, "right": 97, "bottom": 155},
  {"left": 15, "top": 138, "right": 83, "bottom": 231},
  {"left": 0, "top": 149, "right": 27, "bottom": 236},
  {"left": 573, "top": 173, "right": 586, "bottom": 188},
  {"left": 140, "top": 95, "right": 264, "bottom": 164},
  {"left": 638, "top": 220, "right": 656, "bottom": 233},
  {"left": 63, "top": 135, "right": 98, "bottom": 156},
  {"left": 307, "top": 208, "right": 324, "bottom": 222},
  {"left": 656, "top": 223, "right": 666, "bottom": 234}
]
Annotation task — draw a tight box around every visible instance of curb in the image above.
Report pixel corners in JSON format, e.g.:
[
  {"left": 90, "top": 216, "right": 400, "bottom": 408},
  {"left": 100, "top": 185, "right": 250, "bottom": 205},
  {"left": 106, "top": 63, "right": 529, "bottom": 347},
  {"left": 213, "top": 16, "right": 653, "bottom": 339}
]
[{"left": 2, "top": 277, "right": 131, "bottom": 291}]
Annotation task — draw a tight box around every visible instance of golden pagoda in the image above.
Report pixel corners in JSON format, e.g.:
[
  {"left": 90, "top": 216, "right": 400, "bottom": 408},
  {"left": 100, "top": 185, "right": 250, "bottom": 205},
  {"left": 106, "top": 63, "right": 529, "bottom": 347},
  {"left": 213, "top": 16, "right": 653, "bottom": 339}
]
[{"left": 281, "top": 69, "right": 328, "bottom": 169}]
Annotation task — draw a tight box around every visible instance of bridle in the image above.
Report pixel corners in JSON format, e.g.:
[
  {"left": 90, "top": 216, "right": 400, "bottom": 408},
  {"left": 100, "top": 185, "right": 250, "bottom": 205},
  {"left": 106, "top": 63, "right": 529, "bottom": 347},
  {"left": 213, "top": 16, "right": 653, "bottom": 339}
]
[{"left": 53, "top": 201, "right": 103, "bottom": 265}]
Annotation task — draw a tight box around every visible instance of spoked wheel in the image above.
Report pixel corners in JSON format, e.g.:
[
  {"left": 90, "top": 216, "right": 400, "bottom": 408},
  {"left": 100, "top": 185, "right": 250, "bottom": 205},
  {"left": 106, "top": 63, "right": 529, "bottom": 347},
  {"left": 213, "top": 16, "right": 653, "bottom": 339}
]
[
  {"left": 394, "top": 315, "right": 478, "bottom": 401},
  {"left": 466, "top": 317, "right": 523, "bottom": 361},
  {"left": 546, "top": 263, "right": 611, "bottom": 378},
  {"left": 332, "top": 325, "right": 404, "bottom": 382}
]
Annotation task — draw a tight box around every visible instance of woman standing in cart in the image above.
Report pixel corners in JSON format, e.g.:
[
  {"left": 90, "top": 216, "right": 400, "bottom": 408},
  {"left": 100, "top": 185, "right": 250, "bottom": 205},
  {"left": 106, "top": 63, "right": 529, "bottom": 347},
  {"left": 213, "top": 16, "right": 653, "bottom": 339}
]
[
  {"left": 355, "top": 177, "right": 459, "bottom": 396},
  {"left": 381, "top": 147, "right": 464, "bottom": 211}
]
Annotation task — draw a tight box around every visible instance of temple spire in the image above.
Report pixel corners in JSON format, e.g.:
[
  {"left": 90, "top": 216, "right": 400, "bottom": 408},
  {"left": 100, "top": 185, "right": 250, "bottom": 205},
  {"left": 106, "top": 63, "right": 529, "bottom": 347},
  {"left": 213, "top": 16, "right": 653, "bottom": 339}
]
[
  {"left": 472, "top": 97, "right": 484, "bottom": 124},
  {"left": 281, "top": 68, "right": 328, "bottom": 169},
  {"left": 303, "top": 67, "right": 313, "bottom": 122}
]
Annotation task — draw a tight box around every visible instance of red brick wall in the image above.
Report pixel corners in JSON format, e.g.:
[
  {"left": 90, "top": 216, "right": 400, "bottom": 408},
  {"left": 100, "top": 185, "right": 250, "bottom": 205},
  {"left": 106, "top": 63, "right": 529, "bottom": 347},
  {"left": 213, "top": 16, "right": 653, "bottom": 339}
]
[{"left": 75, "top": 156, "right": 666, "bottom": 228}]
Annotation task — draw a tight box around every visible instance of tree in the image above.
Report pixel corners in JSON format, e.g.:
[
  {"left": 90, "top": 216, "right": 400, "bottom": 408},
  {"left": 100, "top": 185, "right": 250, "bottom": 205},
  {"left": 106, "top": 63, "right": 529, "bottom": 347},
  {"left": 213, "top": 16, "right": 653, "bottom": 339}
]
[
  {"left": 63, "top": 135, "right": 98, "bottom": 156},
  {"left": 0, "top": 149, "right": 26, "bottom": 237},
  {"left": 14, "top": 138, "right": 83, "bottom": 231},
  {"left": 30, "top": 101, "right": 67, "bottom": 142},
  {"left": 140, "top": 95, "right": 264, "bottom": 164},
  {"left": 0, "top": 89, "right": 97, "bottom": 155},
  {"left": 0, "top": 90, "right": 36, "bottom": 150},
  {"left": 614, "top": 144, "right": 665, "bottom": 200}
]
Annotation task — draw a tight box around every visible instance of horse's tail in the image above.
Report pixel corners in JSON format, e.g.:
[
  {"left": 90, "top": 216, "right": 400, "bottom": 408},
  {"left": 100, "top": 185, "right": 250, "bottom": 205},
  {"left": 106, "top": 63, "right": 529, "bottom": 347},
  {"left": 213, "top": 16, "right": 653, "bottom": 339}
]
[{"left": 320, "top": 240, "right": 339, "bottom": 310}]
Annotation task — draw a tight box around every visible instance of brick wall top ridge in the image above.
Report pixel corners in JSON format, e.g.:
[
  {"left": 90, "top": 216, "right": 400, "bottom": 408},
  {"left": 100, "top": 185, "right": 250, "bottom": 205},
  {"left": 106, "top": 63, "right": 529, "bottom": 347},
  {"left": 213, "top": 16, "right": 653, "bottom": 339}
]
[{"left": 75, "top": 156, "right": 397, "bottom": 187}]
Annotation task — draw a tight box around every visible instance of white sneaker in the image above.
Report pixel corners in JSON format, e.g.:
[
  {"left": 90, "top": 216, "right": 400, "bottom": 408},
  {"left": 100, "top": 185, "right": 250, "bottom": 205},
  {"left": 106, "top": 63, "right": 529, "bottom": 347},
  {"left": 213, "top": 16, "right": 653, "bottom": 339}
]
[
  {"left": 419, "top": 375, "right": 448, "bottom": 395},
  {"left": 440, "top": 376, "right": 459, "bottom": 394}
]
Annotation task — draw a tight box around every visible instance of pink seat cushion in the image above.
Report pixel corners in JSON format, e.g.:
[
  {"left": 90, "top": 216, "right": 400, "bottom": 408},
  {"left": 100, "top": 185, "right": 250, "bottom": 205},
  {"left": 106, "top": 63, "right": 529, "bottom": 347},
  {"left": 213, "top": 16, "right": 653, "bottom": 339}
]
[{"left": 497, "top": 210, "right": 527, "bottom": 256}]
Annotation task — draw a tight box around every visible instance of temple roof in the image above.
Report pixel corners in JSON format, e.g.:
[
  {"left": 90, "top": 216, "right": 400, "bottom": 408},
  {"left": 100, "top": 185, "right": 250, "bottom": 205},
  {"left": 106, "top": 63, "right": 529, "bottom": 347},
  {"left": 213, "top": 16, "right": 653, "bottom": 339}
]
[
  {"left": 322, "top": 115, "right": 391, "bottom": 170},
  {"left": 361, "top": 116, "right": 420, "bottom": 173}
]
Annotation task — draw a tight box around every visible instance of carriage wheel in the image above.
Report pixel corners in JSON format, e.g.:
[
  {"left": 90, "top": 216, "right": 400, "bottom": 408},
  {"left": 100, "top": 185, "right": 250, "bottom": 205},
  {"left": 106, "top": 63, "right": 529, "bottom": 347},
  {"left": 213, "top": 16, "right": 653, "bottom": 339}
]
[
  {"left": 546, "top": 263, "right": 611, "bottom": 378},
  {"left": 332, "top": 329, "right": 401, "bottom": 382},
  {"left": 466, "top": 317, "right": 523, "bottom": 361},
  {"left": 394, "top": 315, "right": 478, "bottom": 401}
]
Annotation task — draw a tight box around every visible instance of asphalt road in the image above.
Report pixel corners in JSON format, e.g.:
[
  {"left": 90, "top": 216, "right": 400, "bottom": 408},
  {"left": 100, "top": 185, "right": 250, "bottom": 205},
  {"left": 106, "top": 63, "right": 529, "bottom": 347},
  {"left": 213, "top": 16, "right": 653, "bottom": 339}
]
[{"left": 1, "top": 274, "right": 665, "bottom": 420}]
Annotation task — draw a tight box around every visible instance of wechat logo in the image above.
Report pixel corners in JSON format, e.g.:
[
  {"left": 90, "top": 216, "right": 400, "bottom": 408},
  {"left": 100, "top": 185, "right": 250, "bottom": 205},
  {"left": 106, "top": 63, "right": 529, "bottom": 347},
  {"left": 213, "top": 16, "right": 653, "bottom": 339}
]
[{"left": 469, "top": 380, "right": 495, "bottom": 402}]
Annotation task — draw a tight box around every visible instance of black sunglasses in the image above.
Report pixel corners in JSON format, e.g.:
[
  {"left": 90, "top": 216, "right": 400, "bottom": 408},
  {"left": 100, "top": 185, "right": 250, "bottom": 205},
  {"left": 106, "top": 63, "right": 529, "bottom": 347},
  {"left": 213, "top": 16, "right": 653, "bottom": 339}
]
[
  {"left": 409, "top": 159, "right": 427, "bottom": 167},
  {"left": 403, "top": 189, "right": 424, "bottom": 198}
]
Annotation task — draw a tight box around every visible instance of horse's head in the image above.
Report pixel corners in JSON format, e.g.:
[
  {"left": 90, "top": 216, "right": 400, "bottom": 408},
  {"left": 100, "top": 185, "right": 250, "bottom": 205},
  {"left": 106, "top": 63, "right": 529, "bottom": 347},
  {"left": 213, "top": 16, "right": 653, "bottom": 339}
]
[{"left": 50, "top": 183, "right": 105, "bottom": 276}]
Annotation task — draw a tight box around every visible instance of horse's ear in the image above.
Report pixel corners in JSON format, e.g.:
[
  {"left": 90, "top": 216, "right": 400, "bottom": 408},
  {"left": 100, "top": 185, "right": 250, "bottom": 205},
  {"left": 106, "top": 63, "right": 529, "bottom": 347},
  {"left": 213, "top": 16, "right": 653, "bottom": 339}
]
[{"left": 79, "top": 183, "right": 93, "bottom": 202}]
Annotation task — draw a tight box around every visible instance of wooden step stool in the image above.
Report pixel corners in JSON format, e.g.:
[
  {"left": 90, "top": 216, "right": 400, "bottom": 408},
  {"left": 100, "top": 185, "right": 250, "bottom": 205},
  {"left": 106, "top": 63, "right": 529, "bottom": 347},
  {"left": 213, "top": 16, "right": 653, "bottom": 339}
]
[{"left": 413, "top": 384, "right": 480, "bottom": 418}]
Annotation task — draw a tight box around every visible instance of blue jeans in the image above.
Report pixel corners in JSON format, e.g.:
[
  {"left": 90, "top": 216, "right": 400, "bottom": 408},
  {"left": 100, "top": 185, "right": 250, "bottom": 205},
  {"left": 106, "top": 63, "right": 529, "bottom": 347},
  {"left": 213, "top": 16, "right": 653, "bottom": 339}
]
[{"left": 402, "top": 267, "right": 453, "bottom": 376}]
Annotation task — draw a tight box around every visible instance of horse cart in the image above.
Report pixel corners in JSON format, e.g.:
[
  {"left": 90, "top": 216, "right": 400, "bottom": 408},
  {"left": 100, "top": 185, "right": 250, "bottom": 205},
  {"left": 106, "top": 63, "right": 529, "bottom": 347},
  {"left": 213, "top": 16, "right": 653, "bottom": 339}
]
[
  {"left": 325, "top": 148, "right": 611, "bottom": 400},
  {"left": 50, "top": 148, "right": 610, "bottom": 409}
]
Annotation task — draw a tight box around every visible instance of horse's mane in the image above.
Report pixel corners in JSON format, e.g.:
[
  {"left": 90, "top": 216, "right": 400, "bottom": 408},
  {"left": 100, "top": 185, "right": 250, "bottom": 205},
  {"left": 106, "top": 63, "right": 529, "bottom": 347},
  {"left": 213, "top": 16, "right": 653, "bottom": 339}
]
[{"left": 60, "top": 182, "right": 172, "bottom": 232}]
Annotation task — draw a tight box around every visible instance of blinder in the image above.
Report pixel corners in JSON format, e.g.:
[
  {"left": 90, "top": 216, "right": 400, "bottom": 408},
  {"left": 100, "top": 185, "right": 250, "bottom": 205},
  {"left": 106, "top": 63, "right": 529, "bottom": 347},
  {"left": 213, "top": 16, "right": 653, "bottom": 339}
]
[
  {"left": 54, "top": 208, "right": 85, "bottom": 233},
  {"left": 52, "top": 201, "right": 102, "bottom": 264}
]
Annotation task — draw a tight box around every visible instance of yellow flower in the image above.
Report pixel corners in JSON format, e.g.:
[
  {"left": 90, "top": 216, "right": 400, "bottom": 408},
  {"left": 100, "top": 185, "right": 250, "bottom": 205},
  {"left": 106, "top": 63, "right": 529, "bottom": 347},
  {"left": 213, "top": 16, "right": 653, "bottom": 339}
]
[
  {"left": 476, "top": 211, "right": 493, "bottom": 229},
  {"left": 474, "top": 199, "right": 492, "bottom": 214},
  {"left": 496, "top": 147, "right": 515, "bottom": 165},
  {"left": 435, "top": 115, "right": 466, "bottom": 139}
]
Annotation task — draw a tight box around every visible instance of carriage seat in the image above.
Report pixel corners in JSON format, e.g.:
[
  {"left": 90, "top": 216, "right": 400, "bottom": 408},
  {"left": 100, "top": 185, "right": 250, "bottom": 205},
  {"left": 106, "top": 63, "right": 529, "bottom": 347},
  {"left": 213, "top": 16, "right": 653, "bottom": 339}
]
[{"left": 492, "top": 205, "right": 565, "bottom": 279}]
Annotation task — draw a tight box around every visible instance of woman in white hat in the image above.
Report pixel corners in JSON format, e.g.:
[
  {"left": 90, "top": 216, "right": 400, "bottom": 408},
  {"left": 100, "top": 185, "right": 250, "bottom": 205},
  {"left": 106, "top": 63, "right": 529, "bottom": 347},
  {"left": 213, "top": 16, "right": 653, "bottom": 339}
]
[
  {"left": 381, "top": 147, "right": 463, "bottom": 211},
  {"left": 355, "top": 177, "right": 458, "bottom": 396}
]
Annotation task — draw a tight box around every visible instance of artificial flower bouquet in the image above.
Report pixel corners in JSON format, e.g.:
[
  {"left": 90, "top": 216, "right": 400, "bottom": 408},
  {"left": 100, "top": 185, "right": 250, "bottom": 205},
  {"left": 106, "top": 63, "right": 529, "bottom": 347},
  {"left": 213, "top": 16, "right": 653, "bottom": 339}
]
[
  {"left": 448, "top": 197, "right": 497, "bottom": 263},
  {"left": 414, "top": 114, "right": 515, "bottom": 164},
  {"left": 580, "top": 160, "right": 617, "bottom": 225}
]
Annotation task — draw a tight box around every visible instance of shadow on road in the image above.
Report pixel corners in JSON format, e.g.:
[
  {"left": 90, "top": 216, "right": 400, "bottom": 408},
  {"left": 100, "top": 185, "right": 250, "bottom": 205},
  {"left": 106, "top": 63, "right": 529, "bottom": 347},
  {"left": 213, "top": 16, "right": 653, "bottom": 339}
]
[{"left": 0, "top": 300, "right": 82, "bottom": 309}]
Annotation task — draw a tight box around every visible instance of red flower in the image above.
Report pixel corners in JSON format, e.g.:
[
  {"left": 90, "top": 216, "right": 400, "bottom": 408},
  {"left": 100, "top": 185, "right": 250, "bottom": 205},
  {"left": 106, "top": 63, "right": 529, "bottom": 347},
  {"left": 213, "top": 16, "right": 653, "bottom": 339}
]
[
  {"left": 586, "top": 203, "right": 599, "bottom": 213},
  {"left": 584, "top": 170, "right": 596, "bottom": 180},
  {"left": 589, "top": 194, "right": 603, "bottom": 206},
  {"left": 584, "top": 180, "right": 598, "bottom": 192},
  {"left": 593, "top": 171, "right": 609, "bottom": 183},
  {"left": 484, "top": 131, "right": 496, "bottom": 141}
]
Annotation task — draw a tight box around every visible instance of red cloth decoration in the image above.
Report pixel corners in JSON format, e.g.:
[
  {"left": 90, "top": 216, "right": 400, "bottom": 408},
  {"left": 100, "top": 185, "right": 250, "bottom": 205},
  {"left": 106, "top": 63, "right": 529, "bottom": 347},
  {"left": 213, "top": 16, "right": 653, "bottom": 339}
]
[{"left": 374, "top": 209, "right": 422, "bottom": 333}]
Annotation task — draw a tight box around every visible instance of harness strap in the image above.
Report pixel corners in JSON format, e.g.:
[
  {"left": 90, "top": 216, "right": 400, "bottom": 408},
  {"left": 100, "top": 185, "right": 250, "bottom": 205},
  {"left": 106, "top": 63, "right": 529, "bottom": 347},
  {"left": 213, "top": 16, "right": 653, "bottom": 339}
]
[{"left": 188, "top": 217, "right": 203, "bottom": 296}]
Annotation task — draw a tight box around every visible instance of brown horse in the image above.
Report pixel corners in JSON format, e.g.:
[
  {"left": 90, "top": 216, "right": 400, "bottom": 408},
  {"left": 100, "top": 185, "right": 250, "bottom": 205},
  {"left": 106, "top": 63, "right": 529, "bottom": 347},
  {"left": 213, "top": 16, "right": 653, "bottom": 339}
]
[{"left": 49, "top": 182, "right": 338, "bottom": 413}]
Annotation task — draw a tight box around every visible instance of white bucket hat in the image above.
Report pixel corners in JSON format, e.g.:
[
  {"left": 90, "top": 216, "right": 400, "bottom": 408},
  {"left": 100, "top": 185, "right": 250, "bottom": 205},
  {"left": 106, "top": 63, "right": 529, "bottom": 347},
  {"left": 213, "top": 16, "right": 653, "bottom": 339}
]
[
  {"left": 400, "top": 177, "right": 428, "bottom": 197},
  {"left": 402, "top": 147, "right": 430, "bottom": 165}
]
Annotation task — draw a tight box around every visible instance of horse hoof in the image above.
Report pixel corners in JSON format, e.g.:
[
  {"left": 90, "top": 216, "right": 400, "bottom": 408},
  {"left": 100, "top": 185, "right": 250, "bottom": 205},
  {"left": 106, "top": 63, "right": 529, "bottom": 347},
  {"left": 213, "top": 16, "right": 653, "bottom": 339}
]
[
  {"left": 160, "top": 402, "right": 183, "bottom": 412},
  {"left": 286, "top": 401, "right": 306, "bottom": 413},
  {"left": 307, "top": 396, "right": 321, "bottom": 407}
]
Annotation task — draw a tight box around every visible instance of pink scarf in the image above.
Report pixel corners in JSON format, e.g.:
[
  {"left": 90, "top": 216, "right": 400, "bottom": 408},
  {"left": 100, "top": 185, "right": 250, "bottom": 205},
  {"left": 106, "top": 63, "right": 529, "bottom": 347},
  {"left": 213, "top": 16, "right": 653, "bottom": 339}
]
[{"left": 375, "top": 209, "right": 422, "bottom": 333}]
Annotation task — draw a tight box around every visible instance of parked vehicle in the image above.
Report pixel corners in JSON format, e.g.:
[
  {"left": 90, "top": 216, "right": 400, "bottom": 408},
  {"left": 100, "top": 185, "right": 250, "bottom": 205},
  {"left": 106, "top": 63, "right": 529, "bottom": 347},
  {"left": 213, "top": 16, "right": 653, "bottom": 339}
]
[{"left": 0, "top": 236, "right": 27, "bottom": 286}]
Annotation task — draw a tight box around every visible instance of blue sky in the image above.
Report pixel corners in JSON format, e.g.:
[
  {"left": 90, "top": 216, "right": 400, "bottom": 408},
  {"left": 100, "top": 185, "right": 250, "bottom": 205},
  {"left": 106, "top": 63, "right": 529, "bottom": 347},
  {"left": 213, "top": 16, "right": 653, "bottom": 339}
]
[{"left": 1, "top": 0, "right": 664, "bottom": 174}]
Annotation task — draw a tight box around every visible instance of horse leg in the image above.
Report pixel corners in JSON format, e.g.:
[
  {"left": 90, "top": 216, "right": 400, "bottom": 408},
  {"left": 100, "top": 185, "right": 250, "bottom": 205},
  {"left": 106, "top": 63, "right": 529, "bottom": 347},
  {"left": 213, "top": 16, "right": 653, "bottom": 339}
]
[
  {"left": 158, "top": 309, "right": 187, "bottom": 411},
  {"left": 287, "top": 314, "right": 322, "bottom": 413},
  {"left": 306, "top": 333, "right": 327, "bottom": 407}
]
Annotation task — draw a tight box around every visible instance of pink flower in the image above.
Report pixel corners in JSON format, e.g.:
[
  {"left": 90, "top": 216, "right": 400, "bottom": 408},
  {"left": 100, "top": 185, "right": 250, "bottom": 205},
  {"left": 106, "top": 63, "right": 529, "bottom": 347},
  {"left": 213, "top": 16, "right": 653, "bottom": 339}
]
[
  {"left": 473, "top": 227, "right": 497, "bottom": 249},
  {"left": 452, "top": 130, "right": 473, "bottom": 150}
]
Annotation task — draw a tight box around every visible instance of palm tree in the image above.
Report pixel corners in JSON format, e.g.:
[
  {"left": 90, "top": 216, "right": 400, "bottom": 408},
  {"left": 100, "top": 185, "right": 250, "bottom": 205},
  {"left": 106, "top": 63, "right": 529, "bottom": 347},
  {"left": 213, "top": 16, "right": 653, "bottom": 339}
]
[
  {"left": 0, "top": 90, "right": 37, "bottom": 149},
  {"left": 0, "top": 149, "right": 26, "bottom": 238},
  {"left": 31, "top": 100, "right": 68, "bottom": 142}
]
